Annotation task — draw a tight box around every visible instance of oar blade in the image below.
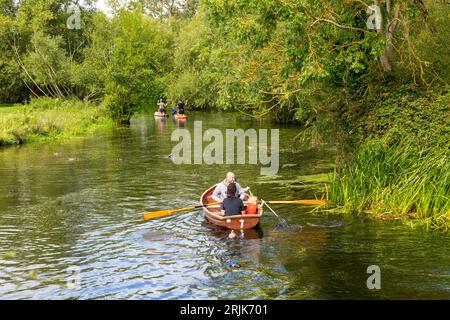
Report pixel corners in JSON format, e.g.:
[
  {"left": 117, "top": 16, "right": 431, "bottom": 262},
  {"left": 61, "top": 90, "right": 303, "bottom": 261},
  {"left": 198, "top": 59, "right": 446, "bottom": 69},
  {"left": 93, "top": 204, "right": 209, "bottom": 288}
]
[
  {"left": 142, "top": 207, "right": 192, "bottom": 220},
  {"left": 141, "top": 201, "right": 227, "bottom": 221},
  {"left": 293, "top": 200, "right": 328, "bottom": 205},
  {"left": 142, "top": 210, "right": 175, "bottom": 220}
]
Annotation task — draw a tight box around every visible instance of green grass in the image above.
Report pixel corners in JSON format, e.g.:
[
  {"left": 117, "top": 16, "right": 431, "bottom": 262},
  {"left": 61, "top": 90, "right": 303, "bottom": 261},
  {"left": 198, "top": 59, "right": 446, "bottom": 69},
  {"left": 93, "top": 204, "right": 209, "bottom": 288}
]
[
  {"left": 0, "top": 104, "right": 23, "bottom": 114},
  {"left": 0, "top": 97, "right": 112, "bottom": 147},
  {"left": 330, "top": 140, "right": 450, "bottom": 231},
  {"left": 328, "top": 86, "right": 450, "bottom": 231}
]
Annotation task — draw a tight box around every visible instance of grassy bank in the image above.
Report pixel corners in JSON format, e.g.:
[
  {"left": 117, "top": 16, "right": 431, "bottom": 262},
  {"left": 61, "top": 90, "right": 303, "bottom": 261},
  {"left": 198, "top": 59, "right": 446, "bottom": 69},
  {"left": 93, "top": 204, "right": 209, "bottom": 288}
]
[
  {"left": 0, "top": 97, "right": 112, "bottom": 147},
  {"left": 330, "top": 141, "right": 449, "bottom": 230},
  {"left": 330, "top": 87, "right": 450, "bottom": 231}
]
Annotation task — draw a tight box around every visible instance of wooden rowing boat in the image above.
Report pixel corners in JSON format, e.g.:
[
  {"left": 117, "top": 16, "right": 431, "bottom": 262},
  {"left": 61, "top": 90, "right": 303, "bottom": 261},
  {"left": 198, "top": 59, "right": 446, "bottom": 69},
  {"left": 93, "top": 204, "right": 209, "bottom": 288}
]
[
  {"left": 174, "top": 114, "right": 187, "bottom": 120},
  {"left": 200, "top": 185, "right": 263, "bottom": 230}
]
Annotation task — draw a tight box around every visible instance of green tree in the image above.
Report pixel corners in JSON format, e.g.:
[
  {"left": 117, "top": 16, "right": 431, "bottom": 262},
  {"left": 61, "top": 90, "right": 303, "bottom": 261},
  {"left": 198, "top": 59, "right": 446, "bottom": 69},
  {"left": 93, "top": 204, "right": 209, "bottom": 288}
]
[
  {"left": 165, "top": 8, "right": 230, "bottom": 108},
  {"left": 102, "top": 9, "right": 174, "bottom": 123},
  {"left": 0, "top": 1, "right": 27, "bottom": 102}
]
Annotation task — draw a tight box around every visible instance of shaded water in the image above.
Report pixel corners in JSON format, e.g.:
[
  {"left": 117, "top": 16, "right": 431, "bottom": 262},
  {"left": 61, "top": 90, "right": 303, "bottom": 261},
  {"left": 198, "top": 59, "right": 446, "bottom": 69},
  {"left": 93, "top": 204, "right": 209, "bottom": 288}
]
[{"left": 0, "top": 112, "right": 449, "bottom": 299}]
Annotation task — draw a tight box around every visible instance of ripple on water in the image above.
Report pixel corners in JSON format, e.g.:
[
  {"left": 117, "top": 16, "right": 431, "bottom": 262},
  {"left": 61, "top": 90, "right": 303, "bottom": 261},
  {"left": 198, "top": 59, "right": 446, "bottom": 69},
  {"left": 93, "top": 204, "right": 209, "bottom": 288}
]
[{"left": 1, "top": 114, "right": 450, "bottom": 299}]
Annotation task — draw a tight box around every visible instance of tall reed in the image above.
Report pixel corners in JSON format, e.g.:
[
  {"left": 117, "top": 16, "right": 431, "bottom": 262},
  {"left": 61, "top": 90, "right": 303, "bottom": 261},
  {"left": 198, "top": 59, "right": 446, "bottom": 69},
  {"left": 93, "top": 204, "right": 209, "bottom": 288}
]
[{"left": 330, "top": 140, "right": 450, "bottom": 230}]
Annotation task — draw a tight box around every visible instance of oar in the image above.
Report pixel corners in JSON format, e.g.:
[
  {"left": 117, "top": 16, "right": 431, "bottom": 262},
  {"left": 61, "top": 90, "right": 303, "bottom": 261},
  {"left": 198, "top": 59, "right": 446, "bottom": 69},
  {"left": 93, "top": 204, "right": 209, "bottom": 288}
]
[
  {"left": 261, "top": 199, "right": 280, "bottom": 218},
  {"left": 261, "top": 199, "right": 296, "bottom": 230},
  {"left": 246, "top": 187, "right": 327, "bottom": 206},
  {"left": 266, "top": 200, "right": 328, "bottom": 205},
  {"left": 142, "top": 202, "right": 221, "bottom": 220}
]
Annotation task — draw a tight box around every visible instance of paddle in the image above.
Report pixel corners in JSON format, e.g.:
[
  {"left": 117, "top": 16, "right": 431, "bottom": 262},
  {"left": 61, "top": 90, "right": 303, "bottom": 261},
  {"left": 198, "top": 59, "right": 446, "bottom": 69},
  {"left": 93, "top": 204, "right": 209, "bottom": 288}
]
[{"left": 142, "top": 202, "right": 221, "bottom": 220}]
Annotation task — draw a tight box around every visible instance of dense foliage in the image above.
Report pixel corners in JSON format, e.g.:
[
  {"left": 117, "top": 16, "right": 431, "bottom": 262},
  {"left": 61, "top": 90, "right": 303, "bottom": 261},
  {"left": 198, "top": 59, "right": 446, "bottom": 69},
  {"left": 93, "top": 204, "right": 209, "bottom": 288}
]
[
  {"left": 330, "top": 89, "right": 450, "bottom": 231},
  {"left": 2, "top": 0, "right": 448, "bottom": 121}
]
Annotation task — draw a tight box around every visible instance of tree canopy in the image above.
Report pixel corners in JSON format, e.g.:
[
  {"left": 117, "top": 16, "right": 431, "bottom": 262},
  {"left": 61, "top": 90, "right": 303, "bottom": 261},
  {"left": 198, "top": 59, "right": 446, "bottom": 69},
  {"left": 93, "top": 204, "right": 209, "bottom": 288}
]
[{"left": 0, "top": 0, "right": 448, "bottom": 122}]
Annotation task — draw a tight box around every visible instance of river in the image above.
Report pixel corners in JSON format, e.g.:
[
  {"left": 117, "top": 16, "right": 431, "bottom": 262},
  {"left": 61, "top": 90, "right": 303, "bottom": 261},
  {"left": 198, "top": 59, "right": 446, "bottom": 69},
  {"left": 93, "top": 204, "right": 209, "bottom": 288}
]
[{"left": 0, "top": 111, "right": 449, "bottom": 299}]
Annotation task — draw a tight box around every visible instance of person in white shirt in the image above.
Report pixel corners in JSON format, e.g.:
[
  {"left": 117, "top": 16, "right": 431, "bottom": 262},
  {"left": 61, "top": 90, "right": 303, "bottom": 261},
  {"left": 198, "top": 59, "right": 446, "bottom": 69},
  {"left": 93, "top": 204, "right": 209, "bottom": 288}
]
[{"left": 212, "top": 172, "right": 248, "bottom": 202}]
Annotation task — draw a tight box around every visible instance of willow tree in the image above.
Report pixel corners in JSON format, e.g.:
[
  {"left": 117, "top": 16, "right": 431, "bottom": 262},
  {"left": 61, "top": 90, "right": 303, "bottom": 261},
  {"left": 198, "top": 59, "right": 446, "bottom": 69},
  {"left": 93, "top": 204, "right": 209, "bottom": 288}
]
[
  {"left": 0, "top": 0, "right": 26, "bottom": 102},
  {"left": 199, "top": 0, "right": 442, "bottom": 120},
  {"left": 1, "top": 0, "right": 98, "bottom": 101}
]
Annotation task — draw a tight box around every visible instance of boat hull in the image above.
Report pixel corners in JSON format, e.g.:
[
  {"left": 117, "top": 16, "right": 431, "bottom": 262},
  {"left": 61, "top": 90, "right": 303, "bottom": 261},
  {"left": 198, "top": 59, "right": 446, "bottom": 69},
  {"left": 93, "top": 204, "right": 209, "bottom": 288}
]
[
  {"left": 175, "top": 114, "right": 187, "bottom": 120},
  {"left": 200, "top": 185, "right": 263, "bottom": 230}
]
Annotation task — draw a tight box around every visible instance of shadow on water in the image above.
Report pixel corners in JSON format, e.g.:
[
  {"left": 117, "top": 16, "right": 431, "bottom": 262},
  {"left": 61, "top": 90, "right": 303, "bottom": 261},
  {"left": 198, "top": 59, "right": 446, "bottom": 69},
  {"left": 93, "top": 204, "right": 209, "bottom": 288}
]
[
  {"left": 200, "top": 221, "right": 265, "bottom": 273},
  {"left": 143, "top": 230, "right": 173, "bottom": 242},
  {"left": 273, "top": 217, "right": 303, "bottom": 232}
]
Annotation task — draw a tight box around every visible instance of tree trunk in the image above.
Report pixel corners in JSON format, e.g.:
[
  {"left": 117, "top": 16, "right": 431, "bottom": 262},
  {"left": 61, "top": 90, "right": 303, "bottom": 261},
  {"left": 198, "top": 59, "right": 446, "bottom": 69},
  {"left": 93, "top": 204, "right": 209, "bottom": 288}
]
[{"left": 380, "top": 2, "right": 400, "bottom": 72}]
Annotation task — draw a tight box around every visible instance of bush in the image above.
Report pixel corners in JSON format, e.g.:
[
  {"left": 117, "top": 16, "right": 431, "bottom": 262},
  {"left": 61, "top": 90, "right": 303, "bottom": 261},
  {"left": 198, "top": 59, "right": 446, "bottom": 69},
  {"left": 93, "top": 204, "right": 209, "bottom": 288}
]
[{"left": 369, "top": 86, "right": 450, "bottom": 147}]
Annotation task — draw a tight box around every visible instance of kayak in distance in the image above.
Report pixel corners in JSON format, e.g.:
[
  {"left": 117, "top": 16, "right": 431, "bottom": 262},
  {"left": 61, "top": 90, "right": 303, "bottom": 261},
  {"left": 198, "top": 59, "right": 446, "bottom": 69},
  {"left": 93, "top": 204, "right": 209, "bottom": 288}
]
[
  {"left": 154, "top": 112, "right": 167, "bottom": 118},
  {"left": 174, "top": 114, "right": 188, "bottom": 120},
  {"left": 200, "top": 185, "right": 263, "bottom": 230}
]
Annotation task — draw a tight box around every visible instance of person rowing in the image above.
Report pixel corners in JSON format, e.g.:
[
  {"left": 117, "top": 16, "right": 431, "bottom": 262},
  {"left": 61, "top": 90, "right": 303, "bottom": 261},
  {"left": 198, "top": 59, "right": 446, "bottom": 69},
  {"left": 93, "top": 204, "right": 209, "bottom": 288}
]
[
  {"left": 156, "top": 99, "right": 165, "bottom": 116},
  {"left": 220, "top": 182, "right": 245, "bottom": 239},
  {"left": 212, "top": 172, "right": 248, "bottom": 202},
  {"left": 177, "top": 100, "right": 185, "bottom": 115},
  {"left": 220, "top": 183, "right": 245, "bottom": 217}
]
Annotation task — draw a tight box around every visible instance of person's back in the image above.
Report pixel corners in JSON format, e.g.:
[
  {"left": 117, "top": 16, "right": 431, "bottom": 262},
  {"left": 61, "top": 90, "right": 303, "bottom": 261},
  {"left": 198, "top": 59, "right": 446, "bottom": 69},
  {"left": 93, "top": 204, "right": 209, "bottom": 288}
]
[
  {"left": 220, "top": 183, "right": 245, "bottom": 217},
  {"left": 221, "top": 197, "right": 245, "bottom": 216},
  {"left": 177, "top": 101, "right": 185, "bottom": 115}
]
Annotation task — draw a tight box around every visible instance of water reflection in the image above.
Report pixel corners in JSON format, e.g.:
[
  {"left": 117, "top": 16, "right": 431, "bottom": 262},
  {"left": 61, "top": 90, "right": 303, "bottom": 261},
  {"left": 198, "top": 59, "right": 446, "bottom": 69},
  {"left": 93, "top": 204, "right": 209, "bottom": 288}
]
[
  {"left": 201, "top": 220, "right": 264, "bottom": 240},
  {"left": 155, "top": 118, "right": 166, "bottom": 135},
  {"left": 176, "top": 118, "right": 186, "bottom": 127},
  {"left": 0, "top": 112, "right": 449, "bottom": 299}
]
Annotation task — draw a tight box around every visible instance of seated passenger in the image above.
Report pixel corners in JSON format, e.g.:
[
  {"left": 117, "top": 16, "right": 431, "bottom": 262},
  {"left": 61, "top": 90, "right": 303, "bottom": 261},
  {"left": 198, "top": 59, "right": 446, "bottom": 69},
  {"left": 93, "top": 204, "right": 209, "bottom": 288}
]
[{"left": 212, "top": 172, "right": 248, "bottom": 202}]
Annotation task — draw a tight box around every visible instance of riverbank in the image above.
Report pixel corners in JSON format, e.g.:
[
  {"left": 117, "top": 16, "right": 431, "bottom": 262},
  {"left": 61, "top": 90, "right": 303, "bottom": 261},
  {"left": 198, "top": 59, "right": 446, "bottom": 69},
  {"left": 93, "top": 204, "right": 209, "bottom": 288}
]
[
  {"left": 329, "top": 86, "right": 450, "bottom": 231},
  {"left": 0, "top": 97, "right": 112, "bottom": 147}
]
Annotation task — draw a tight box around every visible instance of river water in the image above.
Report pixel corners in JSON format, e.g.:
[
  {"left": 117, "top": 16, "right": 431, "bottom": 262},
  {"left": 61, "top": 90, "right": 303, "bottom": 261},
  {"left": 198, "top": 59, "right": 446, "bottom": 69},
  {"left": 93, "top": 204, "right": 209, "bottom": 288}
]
[{"left": 0, "top": 112, "right": 449, "bottom": 299}]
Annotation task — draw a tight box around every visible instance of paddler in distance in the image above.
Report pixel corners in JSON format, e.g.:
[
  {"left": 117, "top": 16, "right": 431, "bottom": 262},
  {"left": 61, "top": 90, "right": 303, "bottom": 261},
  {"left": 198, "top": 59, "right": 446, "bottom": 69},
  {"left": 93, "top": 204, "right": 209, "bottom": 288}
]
[{"left": 156, "top": 98, "right": 166, "bottom": 116}]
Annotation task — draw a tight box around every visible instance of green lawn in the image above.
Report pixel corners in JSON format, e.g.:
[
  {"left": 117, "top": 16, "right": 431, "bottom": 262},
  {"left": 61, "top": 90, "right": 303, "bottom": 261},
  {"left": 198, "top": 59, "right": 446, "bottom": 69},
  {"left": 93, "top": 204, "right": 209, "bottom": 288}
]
[{"left": 0, "top": 104, "right": 23, "bottom": 114}]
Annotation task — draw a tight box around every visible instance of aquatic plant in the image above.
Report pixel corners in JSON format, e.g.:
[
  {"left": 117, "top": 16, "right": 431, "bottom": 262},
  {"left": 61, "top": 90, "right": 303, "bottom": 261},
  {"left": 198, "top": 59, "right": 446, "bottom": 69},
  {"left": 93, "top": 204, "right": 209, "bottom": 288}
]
[{"left": 330, "top": 140, "right": 450, "bottom": 231}]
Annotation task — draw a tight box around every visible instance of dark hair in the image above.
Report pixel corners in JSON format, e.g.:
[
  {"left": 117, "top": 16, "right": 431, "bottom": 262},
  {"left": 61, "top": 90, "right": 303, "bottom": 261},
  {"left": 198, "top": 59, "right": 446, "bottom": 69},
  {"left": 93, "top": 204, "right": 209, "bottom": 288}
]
[{"left": 227, "top": 183, "right": 237, "bottom": 198}]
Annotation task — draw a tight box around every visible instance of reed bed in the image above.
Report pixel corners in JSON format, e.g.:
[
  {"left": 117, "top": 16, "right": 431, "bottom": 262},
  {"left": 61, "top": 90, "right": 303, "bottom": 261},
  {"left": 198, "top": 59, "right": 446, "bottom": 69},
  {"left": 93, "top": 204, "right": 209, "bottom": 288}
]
[{"left": 330, "top": 140, "right": 450, "bottom": 231}]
